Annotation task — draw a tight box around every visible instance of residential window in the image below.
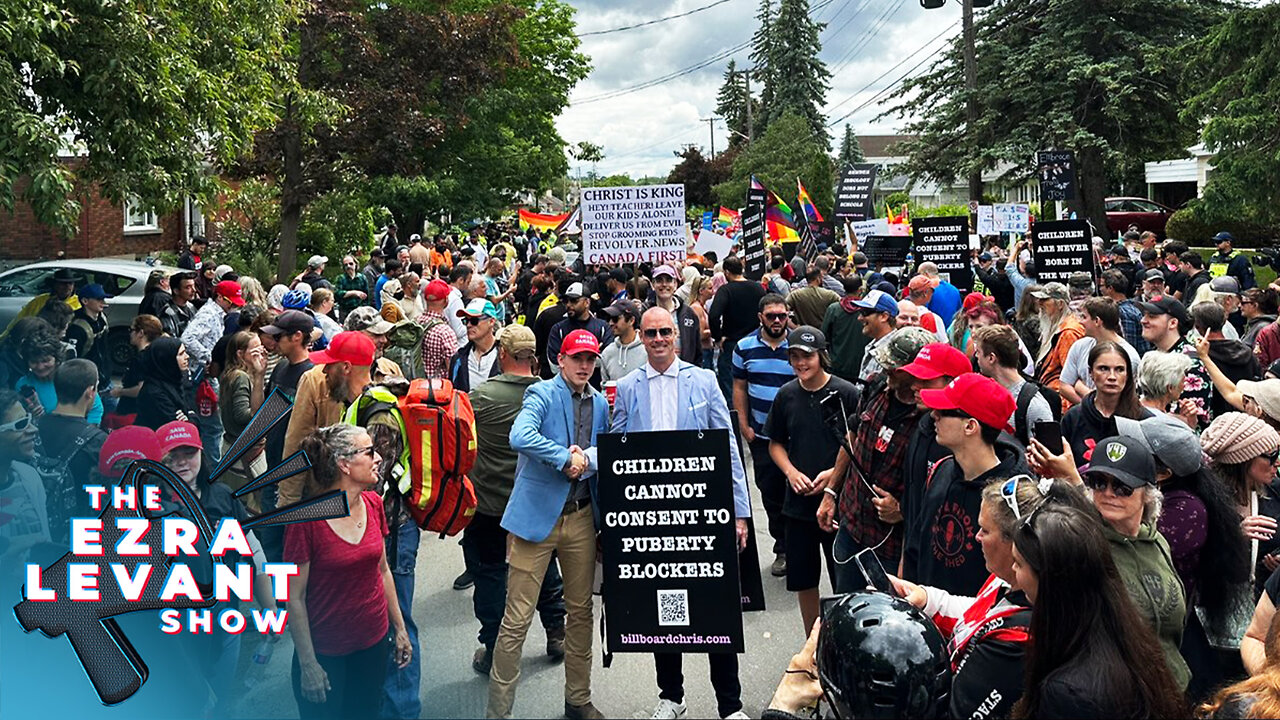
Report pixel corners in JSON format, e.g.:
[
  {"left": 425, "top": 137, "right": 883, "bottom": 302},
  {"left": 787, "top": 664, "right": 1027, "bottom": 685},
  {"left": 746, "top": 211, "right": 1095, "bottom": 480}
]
[{"left": 124, "top": 198, "right": 159, "bottom": 233}]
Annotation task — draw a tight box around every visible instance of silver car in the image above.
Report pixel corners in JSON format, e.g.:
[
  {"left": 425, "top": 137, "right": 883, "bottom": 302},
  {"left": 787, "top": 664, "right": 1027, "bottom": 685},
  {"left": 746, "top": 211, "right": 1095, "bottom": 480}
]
[{"left": 0, "top": 258, "right": 183, "bottom": 368}]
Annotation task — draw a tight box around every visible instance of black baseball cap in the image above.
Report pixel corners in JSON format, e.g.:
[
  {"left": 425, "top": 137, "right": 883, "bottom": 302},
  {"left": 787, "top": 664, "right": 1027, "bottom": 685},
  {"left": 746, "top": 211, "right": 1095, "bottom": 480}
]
[
  {"left": 370, "top": 248, "right": 386, "bottom": 258},
  {"left": 787, "top": 326, "right": 827, "bottom": 353},
  {"left": 261, "top": 310, "right": 314, "bottom": 336},
  {"left": 1081, "top": 435, "right": 1156, "bottom": 489},
  {"left": 1137, "top": 295, "right": 1190, "bottom": 327},
  {"left": 602, "top": 299, "right": 639, "bottom": 321},
  {"left": 1141, "top": 268, "right": 1166, "bottom": 283}
]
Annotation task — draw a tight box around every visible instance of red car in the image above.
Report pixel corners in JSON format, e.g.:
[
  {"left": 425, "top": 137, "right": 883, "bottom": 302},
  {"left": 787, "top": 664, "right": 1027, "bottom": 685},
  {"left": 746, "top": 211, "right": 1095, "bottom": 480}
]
[{"left": 1105, "top": 196, "right": 1176, "bottom": 238}]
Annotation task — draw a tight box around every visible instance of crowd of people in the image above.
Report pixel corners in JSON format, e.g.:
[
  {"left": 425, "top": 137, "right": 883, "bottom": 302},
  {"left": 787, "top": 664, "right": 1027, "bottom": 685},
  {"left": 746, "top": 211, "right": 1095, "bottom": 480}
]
[{"left": 4, "top": 222, "right": 1280, "bottom": 719}]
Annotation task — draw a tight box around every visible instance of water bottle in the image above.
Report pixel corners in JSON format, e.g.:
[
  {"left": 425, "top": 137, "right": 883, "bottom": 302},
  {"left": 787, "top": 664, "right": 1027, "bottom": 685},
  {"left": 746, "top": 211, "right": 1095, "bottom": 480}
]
[{"left": 244, "top": 638, "right": 274, "bottom": 687}]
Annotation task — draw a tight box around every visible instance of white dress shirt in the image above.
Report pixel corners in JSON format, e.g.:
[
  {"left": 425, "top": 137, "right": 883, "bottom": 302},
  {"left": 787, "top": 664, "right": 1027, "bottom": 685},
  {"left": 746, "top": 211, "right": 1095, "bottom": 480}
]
[{"left": 645, "top": 361, "right": 680, "bottom": 432}]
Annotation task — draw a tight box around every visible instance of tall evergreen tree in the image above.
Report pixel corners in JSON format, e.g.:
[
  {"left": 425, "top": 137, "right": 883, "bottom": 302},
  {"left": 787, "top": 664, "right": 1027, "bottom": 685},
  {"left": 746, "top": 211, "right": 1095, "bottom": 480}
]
[
  {"left": 879, "top": 0, "right": 1225, "bottom": 234},
  {"left": 768, "top": 0, "right": 830, "bottom": 146},
  {"left": 749, "top": 0, "right": 778, "bottom": 133},
  {"left": 838, "top": 125, "right": 865, "bottom": 165},
  {"left": 715, "top": 60, "right": 755, "bottom": 148}
]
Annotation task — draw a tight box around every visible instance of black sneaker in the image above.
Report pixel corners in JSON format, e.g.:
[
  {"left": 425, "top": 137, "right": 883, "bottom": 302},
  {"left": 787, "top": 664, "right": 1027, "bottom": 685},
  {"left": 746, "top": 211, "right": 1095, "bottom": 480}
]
[
  {"left": 564, "top": 701, "right": 605, "bottom": 719},
  {"left": 770, "top": 554, "right": 787, "bottom": 577},
  {"left": 546, "top": 625, "right": 565, "bottom": 661},
  {"left": 472, "top": 646, "right": 493, "bottom": 675},
  {"left": 453, "top": 569, "right": 474, "bottom": 590}
]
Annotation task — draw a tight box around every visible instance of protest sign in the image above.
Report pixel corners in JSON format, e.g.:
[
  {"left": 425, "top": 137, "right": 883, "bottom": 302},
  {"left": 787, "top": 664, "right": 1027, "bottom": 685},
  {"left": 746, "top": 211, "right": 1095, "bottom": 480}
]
[
  {"left": 912, "top": 217, "right": 973, "bottom": 291},
  {"left": 598, "top": 430, "right": 745, "bottom": 654},
  {"left": 976, "top": 205, "right": 995, "bottom": 236},
  {"left": 581, "top": 184, "right": 687, "bottom": 265},
  {"left": 728, "top": 411, "right": 765, "bottom": 612},
  {"left": 1030, "top": 219, "right": 1094, "bottom": 283},
  {"left": 693, "top": 229, "right": 733, "bottom": 262},
  {"left": 861, "top": 235, "right": 912, "bottom": 268},
  {"left": 702, "top": 210, "right": 714, "bottom": 231},
  {"left": 741, "top": 186, "right": 768, "bottom": 281},
  {"left": 993, "top": 204, "right": 1030, "bottom": 233},
  {"left": 834, "top": 164, "right": 879, "bottom": 221},
  {"left": 1037, "top": 150, "right": 1077, "bottom": 202},
  {"left": 851, "top": 217, "right": 910, "bottom": 243}
]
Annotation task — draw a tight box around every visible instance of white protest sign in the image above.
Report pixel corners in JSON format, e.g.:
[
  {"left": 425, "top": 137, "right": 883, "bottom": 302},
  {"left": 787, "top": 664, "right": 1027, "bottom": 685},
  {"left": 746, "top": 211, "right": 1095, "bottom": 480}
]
[
  {"left": 581, "top": 184, "right": 687, "bottom": 265},
  {"left": 993, "top": 204, "right": 1030, "bottom": 233},
  {"left": 976, "top": 205, "right": 995, "bottom": 236},
  {"left": 850, "top": 218, "right": 910, "bottom": 245},
  {"left": 693, "top": 229, "right": 733, "bottom": 260}
]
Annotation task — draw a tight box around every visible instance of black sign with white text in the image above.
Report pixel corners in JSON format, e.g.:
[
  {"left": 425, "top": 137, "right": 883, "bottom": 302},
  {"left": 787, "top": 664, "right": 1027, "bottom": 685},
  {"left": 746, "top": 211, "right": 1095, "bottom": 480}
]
[
  {"left": 598, "top": 430, "right": 745, "bottom": 654},
  {"left": 834, "top": 164, "right": 878, "bottom": 221},
  {"left": 741, "top": 187, "right": 768, "bottom": 281},
  {"left": 912, "top": 217, "right": 973, "bottom": 291},
  {"left": 1030, "top": 219, "right": 1094, "bottom": 284},
  {"left": 861, "top": 235, "right": 912, "bottom": 268},
  {"left": 1037, "top": 150, "right": 1077, "bottom": 202}
]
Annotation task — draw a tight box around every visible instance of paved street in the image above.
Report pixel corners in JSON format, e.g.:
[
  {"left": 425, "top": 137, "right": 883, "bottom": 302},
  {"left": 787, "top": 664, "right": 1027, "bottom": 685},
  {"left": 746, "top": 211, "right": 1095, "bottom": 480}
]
[{"left": 234, "top": 457, "right": 827, "bottom": 719}]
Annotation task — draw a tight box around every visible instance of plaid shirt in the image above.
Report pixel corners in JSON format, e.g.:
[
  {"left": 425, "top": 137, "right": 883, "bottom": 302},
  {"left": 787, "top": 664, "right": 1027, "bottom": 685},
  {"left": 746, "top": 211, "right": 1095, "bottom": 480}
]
[
  {"left": 840, "top": 386, "right": 924, "bottom": 565},
  {"left": 1117, "top": 299, "right": 1153, "bottom": 355},
  {"left": 418, "top": 310, "right": 457, "bottom": 379}
]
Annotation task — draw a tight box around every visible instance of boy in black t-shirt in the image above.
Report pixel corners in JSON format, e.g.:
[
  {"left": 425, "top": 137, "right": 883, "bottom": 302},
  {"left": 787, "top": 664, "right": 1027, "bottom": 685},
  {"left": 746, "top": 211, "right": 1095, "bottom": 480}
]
[
  {"left": 35, "top": 359, "right": 107, "bottom": 544},
  {"left": 764, "top": 326, "right": 860, "bottom": 635}
]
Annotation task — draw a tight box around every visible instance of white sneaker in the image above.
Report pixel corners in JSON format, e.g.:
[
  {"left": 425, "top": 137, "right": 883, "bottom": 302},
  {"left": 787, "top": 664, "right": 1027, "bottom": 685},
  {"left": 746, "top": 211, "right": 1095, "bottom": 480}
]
[
  {"left": 650, "top": 698, "right": 687, "bottom": 719},
  {"left": 722, "top": 712, "right": 750, "bottom": 719}
]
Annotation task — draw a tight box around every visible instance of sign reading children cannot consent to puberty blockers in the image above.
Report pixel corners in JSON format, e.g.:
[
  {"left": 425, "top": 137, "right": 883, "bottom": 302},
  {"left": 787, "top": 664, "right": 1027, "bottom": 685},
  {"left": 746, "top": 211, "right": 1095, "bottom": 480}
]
[
  {"left": 597, "top": 429, "right": 744, "bottom": 654},
  {"left": 581, "top": 184, "right": 687, "bottom": 265}
]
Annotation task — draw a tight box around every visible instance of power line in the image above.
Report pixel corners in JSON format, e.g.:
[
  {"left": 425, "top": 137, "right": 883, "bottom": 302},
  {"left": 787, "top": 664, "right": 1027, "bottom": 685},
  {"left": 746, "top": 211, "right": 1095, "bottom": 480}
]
[
  {"left": 824, "top": 19, "right": 957, "bottom": 114},
  {"left": 576, "top": 0, "right": 738, "bottom": 38}
]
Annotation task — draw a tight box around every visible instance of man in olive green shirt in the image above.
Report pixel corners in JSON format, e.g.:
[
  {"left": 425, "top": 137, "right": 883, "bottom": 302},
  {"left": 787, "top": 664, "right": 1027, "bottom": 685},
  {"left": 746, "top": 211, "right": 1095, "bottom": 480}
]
[
  {"left": 786, "top": 267, "right": 840, "bottom": 327},
  {"left": 464, "top": 324, "right": 566, "bottom": 675}
]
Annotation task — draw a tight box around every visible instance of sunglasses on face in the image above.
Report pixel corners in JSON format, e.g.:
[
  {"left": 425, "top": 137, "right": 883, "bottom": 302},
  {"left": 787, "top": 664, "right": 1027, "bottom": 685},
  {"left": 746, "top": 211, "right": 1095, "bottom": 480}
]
[
  {"left": 464, "top": 316, "right": 487, "bottom": 326},
  {"left": 0, "top": 413, "right": 33, "bottom": 433},
  {"left": 345, "top": 445, "right": 376, "bottom": 459},
  {"left": 762, "top": 312, "right": 788, "bottom": 322},
  {"left": 643, "top": 328, "right": 675, "bottom": 339},
  {"left": 935, "top": 408, "right": 972, "bottom": 421},
  {"left": 1082, "top": 474, "right": 1137, "bottom": 497},
  {"left": 1261, "top": 449, "right": 1280, "bottom": 464}
]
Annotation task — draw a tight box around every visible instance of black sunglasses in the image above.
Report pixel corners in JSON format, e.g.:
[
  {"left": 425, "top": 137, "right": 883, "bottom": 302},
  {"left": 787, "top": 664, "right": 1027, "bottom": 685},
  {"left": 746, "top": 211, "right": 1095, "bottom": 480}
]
[
  {"left": 1261, "top": 449, "right": 1280, "bottom": 464},
  {"left": 762, "top": 312, "right": 788, "bottom": 321},
  {"left": 643, "top": 328, "right": 675, "bottom": 339},
  {"left": 935, "top": 408, "right": 972, "bottom": 420},
  {"left": 1082, "top": 474, "right": 1137, "bottom": 498},
  {"left": 464, "top": 316, "right": 487, "bottom": 326}
]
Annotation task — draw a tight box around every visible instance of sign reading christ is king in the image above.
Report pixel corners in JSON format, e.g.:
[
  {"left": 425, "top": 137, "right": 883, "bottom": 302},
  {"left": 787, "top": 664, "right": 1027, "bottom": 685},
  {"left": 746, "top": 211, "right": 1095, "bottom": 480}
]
[
  {"left": 581, "top": 184, "right": 687, "bottom": 265},
  {"left": 597, "top": 430, "right": 744, "bottom": 654}
]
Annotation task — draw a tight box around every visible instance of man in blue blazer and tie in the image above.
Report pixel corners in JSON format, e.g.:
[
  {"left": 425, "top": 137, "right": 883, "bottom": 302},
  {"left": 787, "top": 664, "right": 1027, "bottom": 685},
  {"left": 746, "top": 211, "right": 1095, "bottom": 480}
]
[
  {"left": 488, "top": 328, "right": 611, "bottom": 720},
  {"left": 611, "top": 307, "right": 752, "bottom": 720}
]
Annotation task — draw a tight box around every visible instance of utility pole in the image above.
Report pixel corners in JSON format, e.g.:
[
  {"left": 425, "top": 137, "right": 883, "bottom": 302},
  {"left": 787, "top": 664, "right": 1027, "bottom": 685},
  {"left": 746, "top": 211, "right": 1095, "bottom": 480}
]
[
  {"left": 743, "top": 72, "right": 752, "bottom": 143},
  {"left": 701, "top": 117, "right": 721, "bottom": 158},
  {"left": 962, "top": 0, "right": 981, "bottom": 211}
]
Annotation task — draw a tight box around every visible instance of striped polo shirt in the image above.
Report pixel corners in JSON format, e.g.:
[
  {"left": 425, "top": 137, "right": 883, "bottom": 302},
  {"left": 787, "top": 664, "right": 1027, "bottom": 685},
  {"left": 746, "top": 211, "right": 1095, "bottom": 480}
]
[{"left": 732, "top": 329, "right": 795, "bottom": 438}]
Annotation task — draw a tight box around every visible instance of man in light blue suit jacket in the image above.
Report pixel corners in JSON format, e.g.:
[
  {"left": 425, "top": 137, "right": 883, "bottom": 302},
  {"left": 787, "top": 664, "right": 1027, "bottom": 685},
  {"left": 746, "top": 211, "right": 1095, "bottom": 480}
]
[
  {"left": 488, "top": 329, "right": 610, "bottom": 720},
  {"left": 610, "top": 307, "right": 752, "bottom": 720}
]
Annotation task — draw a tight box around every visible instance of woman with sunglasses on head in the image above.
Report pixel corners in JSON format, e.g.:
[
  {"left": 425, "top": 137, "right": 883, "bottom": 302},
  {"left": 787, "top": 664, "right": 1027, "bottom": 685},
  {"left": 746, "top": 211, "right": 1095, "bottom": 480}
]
[
  {"left": 286, "top": 424, "right": 411, "bottom": 719},
  {"left": 1010, "top": 503, "right": 1190, "bottom": 719},
  {"left": 892, "top": 476, "right": 1093, "bottom": 719},
  {"left": 1202, "top": 413, "right": 1280, "bottom": 599},
  {"left": 1061, "top": 341, "right": 1150, "bottom": 467}
]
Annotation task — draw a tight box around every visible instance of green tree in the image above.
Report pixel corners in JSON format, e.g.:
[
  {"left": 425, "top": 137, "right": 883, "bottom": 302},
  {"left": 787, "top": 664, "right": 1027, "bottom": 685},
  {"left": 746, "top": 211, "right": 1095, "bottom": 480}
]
[
  {"left": 1181, "top": 3, "right": 1280, "bottom": 227},
  {"left": 716, "top": 60, "right": 755, "bottom": 148},
  {"left": 768, "top": 0, "right": 830, "bottom": 145},
  {"left": 749, "top": 0, "right": 778, "bottom": 134},
  {"left": 880, "top": 0, "right": 1225, "bottom": 234},
  {"left": 0, "top": 0, "right": 301, "bottom": 233},
  {"left": 837, "top": 125, "right": 865, "bottom": 165},
  {"left": 713, "top": 111, "right": 832, "bottom": 212}
]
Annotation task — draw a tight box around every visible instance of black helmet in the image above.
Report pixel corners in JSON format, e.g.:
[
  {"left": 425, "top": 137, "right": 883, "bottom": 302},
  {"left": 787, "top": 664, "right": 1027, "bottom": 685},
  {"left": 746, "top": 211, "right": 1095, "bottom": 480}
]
[{"left": 818, "top": 591, "right": 952, "bottom": 719}]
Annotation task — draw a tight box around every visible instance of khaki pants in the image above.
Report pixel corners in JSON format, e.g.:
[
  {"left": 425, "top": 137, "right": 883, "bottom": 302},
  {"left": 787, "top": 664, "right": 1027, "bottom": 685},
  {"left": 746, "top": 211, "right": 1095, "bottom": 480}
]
[{"left": 487, "top": 505, "right": 596, "bottom": 718}]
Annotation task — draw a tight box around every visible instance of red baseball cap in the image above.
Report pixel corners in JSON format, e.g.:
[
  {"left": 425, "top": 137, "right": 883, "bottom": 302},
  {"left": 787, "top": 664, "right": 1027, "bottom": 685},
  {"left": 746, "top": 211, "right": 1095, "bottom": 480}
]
[
  {"left": 423, "top": 279, "right": 451, "bottom": 302},
  {"left": 562, "top": 329, "right": 601, "bottom": 357},
  {"left": 919, "top": 373, "right": 1016, "bottom": 434},
  {"left": 215, "top": 280, "right": 246, "bottom": 307},
  {"left": 899, "top": 343, "right": 971, "bottom": 380},
  {"left": 98, "top": 426, "right": 162, "bottom": 478},
  {"left": 157, "top": 421, "right": 203, "bottom": 455},
  {"left": 309, "top": 331, "right": 376, "bottom": 367}
]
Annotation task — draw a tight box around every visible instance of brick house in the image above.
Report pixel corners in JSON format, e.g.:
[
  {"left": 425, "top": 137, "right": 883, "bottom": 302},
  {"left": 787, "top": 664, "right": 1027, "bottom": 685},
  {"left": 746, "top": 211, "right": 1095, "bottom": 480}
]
[{"left": 0, "top": 158, "right": 215, "bottom": 263}]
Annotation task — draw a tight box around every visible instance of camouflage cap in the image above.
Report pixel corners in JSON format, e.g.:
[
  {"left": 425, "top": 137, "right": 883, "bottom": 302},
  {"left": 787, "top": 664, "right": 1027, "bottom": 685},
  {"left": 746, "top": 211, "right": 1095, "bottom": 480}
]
[{"left": 872, "top": 327, "right": 939, "bottom": 371}]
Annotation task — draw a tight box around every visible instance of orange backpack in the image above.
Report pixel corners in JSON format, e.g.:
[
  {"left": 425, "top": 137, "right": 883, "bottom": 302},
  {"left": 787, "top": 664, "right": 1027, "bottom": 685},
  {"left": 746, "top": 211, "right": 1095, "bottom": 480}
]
[{"left": 397, "top": 378, "right": 478, "bottom": 536}]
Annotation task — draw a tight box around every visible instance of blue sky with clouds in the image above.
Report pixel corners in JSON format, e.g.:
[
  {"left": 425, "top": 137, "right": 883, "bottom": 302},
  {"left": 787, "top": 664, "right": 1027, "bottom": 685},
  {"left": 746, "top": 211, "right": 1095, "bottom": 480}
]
[{"left": 558, "top": 0, "right": 959, "bottom": 179}]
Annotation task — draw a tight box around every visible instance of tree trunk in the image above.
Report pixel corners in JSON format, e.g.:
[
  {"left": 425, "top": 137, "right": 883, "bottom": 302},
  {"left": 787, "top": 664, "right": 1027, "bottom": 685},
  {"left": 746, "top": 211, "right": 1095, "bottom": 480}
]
[
  {"left": 277, "top": 118, "right": 302, "bottom": 285},
  {"left": 1074, "top": 145, "right": 1108, "bottom": 240}
]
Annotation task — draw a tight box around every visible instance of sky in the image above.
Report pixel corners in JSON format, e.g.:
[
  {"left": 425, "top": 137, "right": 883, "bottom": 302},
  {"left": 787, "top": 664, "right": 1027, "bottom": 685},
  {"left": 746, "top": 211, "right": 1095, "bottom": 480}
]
[{"left": 558, "top": 0, "right": 960, "bottom": 181}]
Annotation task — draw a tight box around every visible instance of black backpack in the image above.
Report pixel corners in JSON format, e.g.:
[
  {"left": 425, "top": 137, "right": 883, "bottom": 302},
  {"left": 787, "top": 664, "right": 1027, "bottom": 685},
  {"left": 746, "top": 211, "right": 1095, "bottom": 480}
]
[{"left": 1014, "top": 375, "right": 1062, "bottom": 447}]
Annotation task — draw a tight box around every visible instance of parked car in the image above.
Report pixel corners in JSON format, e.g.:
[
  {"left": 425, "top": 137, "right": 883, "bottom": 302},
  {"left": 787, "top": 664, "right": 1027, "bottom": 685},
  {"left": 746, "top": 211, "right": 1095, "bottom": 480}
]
[
  {"left": 0, "top": 259, "right": 178, "bottom": 368},
  {"left": 1105, "top": 197, "right": 1177, "bottom": 238}
]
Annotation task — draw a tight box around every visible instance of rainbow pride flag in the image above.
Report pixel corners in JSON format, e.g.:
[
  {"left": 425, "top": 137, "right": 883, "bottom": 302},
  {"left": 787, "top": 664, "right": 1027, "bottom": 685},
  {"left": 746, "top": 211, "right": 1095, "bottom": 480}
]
[
  {"left": 716, "top": 206, "right": 739, "bottom": 228},
  {"left": 796, "top": 178, "right": 824, "bottom": 224},
  {"left": 751, "top": 177, "right": 800, "bottom": 244},
  {"left": 518, "top": 208, "right": 570, "bottom": 232}
]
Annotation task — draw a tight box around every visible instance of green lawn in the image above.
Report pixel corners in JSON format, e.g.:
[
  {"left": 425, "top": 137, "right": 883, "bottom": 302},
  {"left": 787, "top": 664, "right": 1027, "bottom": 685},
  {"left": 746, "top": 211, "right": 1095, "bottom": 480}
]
[{"left": 1191, "top": 247, "right": 1277, "bottom": 288}]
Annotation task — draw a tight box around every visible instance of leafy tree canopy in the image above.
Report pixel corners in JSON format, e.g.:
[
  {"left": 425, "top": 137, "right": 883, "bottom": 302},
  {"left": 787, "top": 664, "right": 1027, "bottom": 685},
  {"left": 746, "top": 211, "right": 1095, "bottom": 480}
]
[{"left": 713, "top": 111, "right": 833, "bottom": 212}]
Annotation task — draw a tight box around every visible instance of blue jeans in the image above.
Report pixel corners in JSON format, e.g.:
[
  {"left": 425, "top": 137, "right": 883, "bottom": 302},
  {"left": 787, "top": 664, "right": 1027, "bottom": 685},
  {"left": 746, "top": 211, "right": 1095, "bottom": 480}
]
[
  {"left": 700, "top": 347, "right": 715, "bottom": 371},
  {"left": 381, "top": 519, "right": 421, "bottom": 719},
  {"left": 463, "top": 511, "right": 565, "bottom": 649}
]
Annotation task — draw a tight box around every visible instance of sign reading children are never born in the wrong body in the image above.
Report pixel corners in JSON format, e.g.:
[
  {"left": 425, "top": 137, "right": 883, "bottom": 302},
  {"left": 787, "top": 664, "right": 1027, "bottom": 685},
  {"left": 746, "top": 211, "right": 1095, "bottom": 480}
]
[{"left": 596, "top": 429, "right": 745, "bottom": 654}]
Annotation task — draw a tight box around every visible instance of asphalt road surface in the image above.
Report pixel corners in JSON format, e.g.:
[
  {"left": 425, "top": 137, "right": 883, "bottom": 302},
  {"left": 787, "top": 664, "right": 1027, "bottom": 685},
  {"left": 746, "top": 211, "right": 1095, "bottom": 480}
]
[{"left": 233, "top": 456, "right": 832, "bottom": 719}]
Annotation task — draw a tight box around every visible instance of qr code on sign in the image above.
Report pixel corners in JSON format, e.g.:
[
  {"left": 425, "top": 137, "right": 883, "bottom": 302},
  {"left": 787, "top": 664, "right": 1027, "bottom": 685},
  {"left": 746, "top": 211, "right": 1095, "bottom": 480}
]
[{"left": 657, "top": 589, "right": 690, "bottom": 626}]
